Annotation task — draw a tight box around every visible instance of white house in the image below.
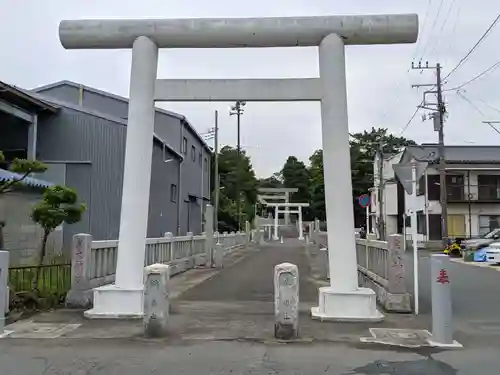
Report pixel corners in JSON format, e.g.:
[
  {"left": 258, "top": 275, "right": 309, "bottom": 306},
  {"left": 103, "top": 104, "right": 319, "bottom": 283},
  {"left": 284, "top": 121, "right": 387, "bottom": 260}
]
[{"left": 372, "top": 145, "right": 500, "bottom": 243}]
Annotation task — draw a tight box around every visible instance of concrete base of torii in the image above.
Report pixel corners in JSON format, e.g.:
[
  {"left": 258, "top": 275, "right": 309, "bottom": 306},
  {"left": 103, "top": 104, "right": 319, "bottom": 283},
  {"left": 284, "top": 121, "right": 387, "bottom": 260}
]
[
  {"left": 84, "top": 284, "right": 144, "bottom": 319},
  {"left": 311, "top": 287, "right": 383, "bottom": 322}
]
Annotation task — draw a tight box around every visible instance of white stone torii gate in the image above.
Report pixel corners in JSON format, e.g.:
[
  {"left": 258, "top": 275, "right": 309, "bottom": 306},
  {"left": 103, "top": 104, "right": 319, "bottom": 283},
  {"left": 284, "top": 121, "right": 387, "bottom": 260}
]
[
  {"left": 59, "top": 14, "right": 418, "bottom": 321},
  {"left": 258, "top": 188, "right": 298, "bottom": 225},
  {"left": 271, "top": 202, "right": 309, "bottom": 241}
]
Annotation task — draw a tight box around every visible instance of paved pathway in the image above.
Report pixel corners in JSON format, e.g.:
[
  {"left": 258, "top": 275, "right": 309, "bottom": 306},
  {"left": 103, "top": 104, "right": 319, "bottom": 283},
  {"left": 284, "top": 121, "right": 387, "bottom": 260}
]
[{"left": 180, "top": 238, "right": 318, "bottom": 303}]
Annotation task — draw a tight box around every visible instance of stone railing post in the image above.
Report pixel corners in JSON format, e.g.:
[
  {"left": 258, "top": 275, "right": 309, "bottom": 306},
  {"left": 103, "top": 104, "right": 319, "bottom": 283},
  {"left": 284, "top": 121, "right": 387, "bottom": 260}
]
[
  {"left": 187, "top": 231, "right": 194, "bottom": 250},
  {"left": 66, "top": 233, "right": 93, "bottom": 308},
  {"left": 143, "top": 263, "right": 170, "bottom": 338},
  {"left": 0, "top": 250, "right": 8, "bottom": 334},
  {"left": 387, "top": 234, "right": 406, "bottom": 294},
  {"left": 213, "top": 243, "right": 224, "bottom": 269},
  {"left": 245, "top": 220, "right": 250, "bottom": 243},
  {"left": 164, "top": 232, "right": 174, "bottom": 261},
  {"left": 319, "top": 247, "right": 329, "bottom": 280},
  {"left": 186, "top": 232, "right": 194, "bottom": 267},
  {"left": 204, "top": 205, "right": 214, "bottom": 267}
]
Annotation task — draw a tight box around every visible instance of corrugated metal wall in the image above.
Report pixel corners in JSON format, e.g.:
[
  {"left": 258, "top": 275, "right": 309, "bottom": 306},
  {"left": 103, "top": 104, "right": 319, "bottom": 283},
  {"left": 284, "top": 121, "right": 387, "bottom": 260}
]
[
  {"left": 64, "top": 163, "right": 92, "bottom": 247},
  {"left": 37, "top": 106, "right": 183, "bottom": 243},
  {"left": 37, "top": 107, "right": 126, "bottom": 242},
  {"left": 36, "top": 83, "right": 211, "bottom": 237},
  {"left": 149, "top": 144, "right": 179, "bottom": 237}
]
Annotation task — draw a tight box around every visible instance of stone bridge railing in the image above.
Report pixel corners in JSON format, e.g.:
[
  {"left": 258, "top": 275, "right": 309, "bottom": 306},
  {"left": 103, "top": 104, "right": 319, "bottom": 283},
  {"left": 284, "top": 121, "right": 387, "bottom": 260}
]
[
  {"left": 311, "top": 230, "right": 411, "bottom": 313},
  {"left": 66, "top": 230, "right": 250, "bottom": 307}
]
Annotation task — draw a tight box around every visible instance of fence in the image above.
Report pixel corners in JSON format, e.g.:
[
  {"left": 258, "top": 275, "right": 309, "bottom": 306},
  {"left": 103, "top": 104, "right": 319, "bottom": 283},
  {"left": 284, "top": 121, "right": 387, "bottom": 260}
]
[
  {"left": 311, "top": 228, "right": 411, "bottom": 312},
  {"left": 66, "top": 229, "right": 251, "bottom": 307},
  {"left": 8, "top": 263, "right": 71, "bottom": 297}
]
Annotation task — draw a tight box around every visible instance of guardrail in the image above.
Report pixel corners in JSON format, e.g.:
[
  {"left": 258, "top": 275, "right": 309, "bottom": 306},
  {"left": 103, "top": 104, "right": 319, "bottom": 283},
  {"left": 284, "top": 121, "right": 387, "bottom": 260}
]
[
  {"left": 311, "top": 230, "right": 411, "bottom": 312},
  {"left": 66, "top": 229, "right": 251, "bottom": 307}
]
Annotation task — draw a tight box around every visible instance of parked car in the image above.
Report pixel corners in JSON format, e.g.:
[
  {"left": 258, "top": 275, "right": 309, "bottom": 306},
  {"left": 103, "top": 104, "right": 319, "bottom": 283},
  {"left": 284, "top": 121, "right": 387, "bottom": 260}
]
[
  {"left": 461, "top": 228, "right": 500, "bottom": 250},
  {"left": 485, "top": 243, "right": 500, "bottom": 264}
]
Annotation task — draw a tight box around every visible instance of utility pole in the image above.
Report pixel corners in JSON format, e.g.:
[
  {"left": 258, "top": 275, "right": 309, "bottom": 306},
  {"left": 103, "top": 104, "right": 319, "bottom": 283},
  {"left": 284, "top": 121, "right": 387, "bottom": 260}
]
[
  {"left": 214, "top": 110, "right": 219, "bottom": 232},
  {"left": 411, "top": 61, "right": 448, "bottom": 247},
  {"left": 230, "top": 101, "right": 246, "bottom": 231},
  {"left": 377, "top": 146, "right": 385, "bottom": 240},
  {"left": 201, "top": 113, "right": 219, "bottom": 231}
]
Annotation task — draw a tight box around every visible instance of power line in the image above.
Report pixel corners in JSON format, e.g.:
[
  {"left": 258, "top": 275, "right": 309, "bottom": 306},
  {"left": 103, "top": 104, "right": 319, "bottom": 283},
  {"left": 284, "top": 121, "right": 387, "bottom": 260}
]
[
  {"left": 455, "top": 91, "right": 500, "bottom": 136},
  {"left": 399, "top": 99, "right": 424, "bottom": 135},
  {"left": 412, "top": 0, "right": 433, "bottom": 61},
  {"left": 456, "top": 90, "right": 486, "bottom": 115},
  {"left": 444, "top": 13, "right": 500, "bottom": 81},
  {"left": 474, "top": 96, "right": 500, "bottom": 114},
  {"left": 419, "top": 0, "right": 446, "bottom": 60},
  {"left": 444, "top": 0, "right": 463, "bottom": 67},
  {"left": 445, "top": 58, "right": 500, "bottom": 91},
  {"left": 429, "top": 0, "right": 459, "bottom": 58}
]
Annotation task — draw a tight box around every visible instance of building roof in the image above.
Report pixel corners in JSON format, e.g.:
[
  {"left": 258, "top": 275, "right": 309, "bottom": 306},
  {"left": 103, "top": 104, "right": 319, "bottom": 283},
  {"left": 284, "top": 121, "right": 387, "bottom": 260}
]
[
  {"left": 0, "top": 81, "right": 58, "bottom": 115},
  {"left": 0, "top": 169, "right": 54, "bottom": 189},
  {"left": 30, "top": 95, "right": 183, "bottom": 161},
  {"left": 31, "top": 80, "right": 211, "bottom": 153},
  {"left": 402, "top": 145, "right": 500, "bottom": 164}
]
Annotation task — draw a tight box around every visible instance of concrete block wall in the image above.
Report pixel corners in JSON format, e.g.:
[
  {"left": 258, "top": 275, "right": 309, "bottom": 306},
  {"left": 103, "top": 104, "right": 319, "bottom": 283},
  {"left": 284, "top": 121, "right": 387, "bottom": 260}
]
[{"left": 0, "top": 191, "right": 63, "bottom": 265}]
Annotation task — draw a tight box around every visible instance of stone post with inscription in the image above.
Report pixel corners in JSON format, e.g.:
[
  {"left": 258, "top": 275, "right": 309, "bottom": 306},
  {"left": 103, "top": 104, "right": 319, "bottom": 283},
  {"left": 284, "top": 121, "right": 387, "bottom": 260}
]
[
  {"left": 274, "top": 262, "right": 299, "bottom": 340},
  {"left": 66, "top": 234, "right": 93, "bottom": 308},
  {"left": 144, "top": 263, "right": 170, "bottom": 338},
  {"left": 381, "top": 234, "right": 411, "bottom": 312},
  {"left": 387, "top": 234, "right": 406, "bottom": 294}
]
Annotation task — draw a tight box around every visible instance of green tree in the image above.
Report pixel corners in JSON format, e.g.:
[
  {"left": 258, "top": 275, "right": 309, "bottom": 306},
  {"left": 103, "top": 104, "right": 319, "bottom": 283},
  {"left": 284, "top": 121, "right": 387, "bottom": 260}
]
[
  {"left": 349, "top": 127, "right": 415, "bottom": 227},
  {"left": 281, "top": 156, "right": 313, "bottom": 220},
  {"left": 0, "top": 150, "right": 47, "bottom": 249},
  {"left": 305, "top": 128, "right": 415, "bottom": 226},
  {"left": 308, "top": 150, "right": 326, "bottom": 221},
  {"left": 31, "top": 185, "right": 87, "bottom": 291},
  {"left": 258, "top": 172, "right": 283, "bottom": 189},
  {"left": 216, "top": 146, "right": 258, "bottom": 231}
]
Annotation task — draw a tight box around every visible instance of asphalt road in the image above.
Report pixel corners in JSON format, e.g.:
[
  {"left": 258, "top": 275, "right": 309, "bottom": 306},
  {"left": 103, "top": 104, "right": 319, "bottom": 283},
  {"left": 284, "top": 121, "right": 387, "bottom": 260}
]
[
  {"left": 405, "top": 250, "right": 500, "bottom": 347},
  {"left": 2, "top": 243, "right": 500, "bottom": 374},
  {"left": 2, "top": 339, "right": 500, "bottom": 375}
]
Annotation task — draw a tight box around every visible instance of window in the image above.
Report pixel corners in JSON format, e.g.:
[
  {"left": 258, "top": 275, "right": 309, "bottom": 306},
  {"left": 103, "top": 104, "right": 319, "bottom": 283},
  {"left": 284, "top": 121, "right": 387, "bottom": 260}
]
[
  {"left": 0, "top": 149, "right": 27, "bottom": 169},
  {"left": 417, "top": 211, "right": 427, "bottom": 235},
  {"left": 191, "top": 145, "right": 196, "bottom": 161},
  {"left": 182, "top": 137, "right": 188, "bottom": 155},
  {"left": 417, "top": 176, "right": 425, "bottom": 196},
  {"left": 479, "top": 215, "right": 500, "bottom": 236},
  {"left": 427, "top": 174, "right": 440, "bottom": 201},
  {"left": 204, "top": 157, "right": 208, "bottom": 172},
  {"left": 478, "top": 175, "right": 500, "bottom": 200},
  {"left": 446, "top": 174, "right": 464, "bottom": 201},
  {"left": 170, "top": 184, "right": 177, "bottom": 202},
  {"left": 199, "top": 152, "right": 202, "bottom": 166}
]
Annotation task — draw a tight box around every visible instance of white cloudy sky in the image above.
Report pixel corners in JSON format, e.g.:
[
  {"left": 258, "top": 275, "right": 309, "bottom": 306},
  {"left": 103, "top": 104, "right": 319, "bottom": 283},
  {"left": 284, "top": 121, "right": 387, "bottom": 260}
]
[{"left": 1, "top": 1, "right": 499, "bottom": 178}]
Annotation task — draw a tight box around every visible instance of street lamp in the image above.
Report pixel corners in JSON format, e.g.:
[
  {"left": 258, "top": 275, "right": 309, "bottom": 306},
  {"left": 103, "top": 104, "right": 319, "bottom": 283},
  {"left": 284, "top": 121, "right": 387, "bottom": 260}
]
[{"left": 230, "top": 100, "right": 246, "bottom": 231}]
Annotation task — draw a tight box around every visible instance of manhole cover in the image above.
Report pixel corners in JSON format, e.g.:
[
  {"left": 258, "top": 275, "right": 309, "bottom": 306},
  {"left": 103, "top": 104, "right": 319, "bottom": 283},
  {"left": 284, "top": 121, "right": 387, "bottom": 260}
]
[
  {"left": 361, "top": 328, "right": 431, "bottom": 348},
  {"left": 5, "top": 322, "right": 81, "bottom": 339}
]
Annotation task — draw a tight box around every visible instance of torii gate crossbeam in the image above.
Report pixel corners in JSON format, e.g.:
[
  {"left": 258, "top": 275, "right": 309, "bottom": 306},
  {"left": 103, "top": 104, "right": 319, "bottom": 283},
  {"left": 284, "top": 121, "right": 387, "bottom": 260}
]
[{"left": 58, "top": 14, "right": 418, "bottom": 322}]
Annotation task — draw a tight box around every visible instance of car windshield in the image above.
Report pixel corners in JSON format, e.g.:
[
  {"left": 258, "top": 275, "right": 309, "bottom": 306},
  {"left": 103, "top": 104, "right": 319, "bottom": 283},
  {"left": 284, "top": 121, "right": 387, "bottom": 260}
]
[{"left": 484, "top": 228, "right": 500, "bottom": 239}]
